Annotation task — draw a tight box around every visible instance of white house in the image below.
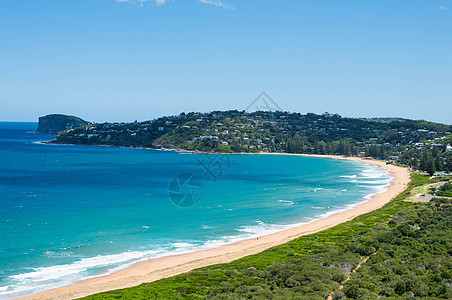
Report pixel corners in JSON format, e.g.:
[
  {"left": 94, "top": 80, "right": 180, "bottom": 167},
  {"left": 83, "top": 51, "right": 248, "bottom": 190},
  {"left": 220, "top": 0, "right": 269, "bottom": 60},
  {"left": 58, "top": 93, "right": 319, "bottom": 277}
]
[
  {"left": 434, "top": 172, "right": 450, "bottom": 178},
  {"left": 446, "top": 144, "right": 452, "bottom": 153}
]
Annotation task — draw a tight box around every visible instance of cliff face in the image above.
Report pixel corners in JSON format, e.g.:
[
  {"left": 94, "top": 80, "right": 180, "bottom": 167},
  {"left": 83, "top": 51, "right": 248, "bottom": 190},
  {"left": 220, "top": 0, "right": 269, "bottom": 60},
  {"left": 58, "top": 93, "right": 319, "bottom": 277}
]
[{"left": 37, "top": 114, "right": 88, "bottom": 135}]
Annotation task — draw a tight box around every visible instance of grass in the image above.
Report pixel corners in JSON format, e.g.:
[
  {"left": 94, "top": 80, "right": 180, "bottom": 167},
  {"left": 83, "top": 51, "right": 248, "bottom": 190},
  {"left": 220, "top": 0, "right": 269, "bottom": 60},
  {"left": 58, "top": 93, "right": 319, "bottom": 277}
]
[{"left": 80, "top": 173, "right": 451, "bottom": 300}]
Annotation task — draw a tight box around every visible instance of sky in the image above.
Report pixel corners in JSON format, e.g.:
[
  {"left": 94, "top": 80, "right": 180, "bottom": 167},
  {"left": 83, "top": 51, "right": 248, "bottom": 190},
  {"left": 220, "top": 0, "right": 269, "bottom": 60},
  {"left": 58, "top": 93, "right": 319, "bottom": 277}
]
[{"left": 0, "top": 0, "right": 451, "bottom": 124}]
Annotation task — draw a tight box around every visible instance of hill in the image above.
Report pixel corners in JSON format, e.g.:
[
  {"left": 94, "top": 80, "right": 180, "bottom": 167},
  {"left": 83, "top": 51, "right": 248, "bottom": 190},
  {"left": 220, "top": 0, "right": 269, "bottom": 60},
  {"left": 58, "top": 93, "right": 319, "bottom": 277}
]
[
  {"left": 37, "top": 114, "right": 89, "bottom": 135},
  {"left": 50, "top": 110, "right": 452, "bottom": 174}
]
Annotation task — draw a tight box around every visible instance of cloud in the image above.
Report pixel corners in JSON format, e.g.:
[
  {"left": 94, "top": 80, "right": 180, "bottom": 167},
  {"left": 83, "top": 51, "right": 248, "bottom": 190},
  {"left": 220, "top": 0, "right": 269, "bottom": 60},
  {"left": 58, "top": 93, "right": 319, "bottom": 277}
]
[
  {"left": 197, "top": 0, "right": 235, "bottom": 10},
  {"left": 440, "top": 6, "right": 448, "bottom": 10},
  {"left": 116, "top": 0, "right": 234, "bottom": 9},
  {"left": 116, "top": 0, "right": 167, "bottom": 7}
]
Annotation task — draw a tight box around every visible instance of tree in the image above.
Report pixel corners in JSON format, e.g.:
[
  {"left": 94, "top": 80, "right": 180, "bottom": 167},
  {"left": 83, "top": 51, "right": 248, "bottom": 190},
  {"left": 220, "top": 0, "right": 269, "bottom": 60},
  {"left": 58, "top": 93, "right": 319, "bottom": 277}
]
[
  {"left": 447, "top": 154, "right": 452, "bottom": 172},
  {"left": 419, "top": 151, "right": 436, "bottom": 175},
  {"left": 425, "top": 155, "right": 436, "bottom": 176},
  {"left": 434, "top": 157, "right": 443, "bottom": 172},
  {"left": 378, "top": 145, "right": 385, "bottom": 159},
  {"left": 432, "top": 145, "right": 439, "bottom": 157},
  {"left": 367, "top": 145, "right": 378, "bottom": 158}
]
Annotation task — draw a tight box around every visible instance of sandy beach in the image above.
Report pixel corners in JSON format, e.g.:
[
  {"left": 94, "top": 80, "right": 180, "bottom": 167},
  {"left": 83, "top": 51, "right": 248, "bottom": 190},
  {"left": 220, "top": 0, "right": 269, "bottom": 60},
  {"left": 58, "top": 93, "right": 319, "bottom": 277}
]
[{"left": 22, "top": 155, "right": 411, "bottom": 300}]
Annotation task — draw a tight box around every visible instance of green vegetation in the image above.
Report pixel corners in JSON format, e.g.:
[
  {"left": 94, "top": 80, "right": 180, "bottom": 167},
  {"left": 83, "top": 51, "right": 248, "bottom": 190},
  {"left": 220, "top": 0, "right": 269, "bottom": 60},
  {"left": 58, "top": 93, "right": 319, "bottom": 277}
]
[
  {"left": 37, "top": 114, "right": 88, "bottom": 135},
  {"left": 80, "top": 173, "right": 452, "bottom": 299},
  {"left": 436, "top": 183, "right": 452, "bottom": 197},
  {"left": 51, "top": 111, "right": 452, "bottom": 175}
]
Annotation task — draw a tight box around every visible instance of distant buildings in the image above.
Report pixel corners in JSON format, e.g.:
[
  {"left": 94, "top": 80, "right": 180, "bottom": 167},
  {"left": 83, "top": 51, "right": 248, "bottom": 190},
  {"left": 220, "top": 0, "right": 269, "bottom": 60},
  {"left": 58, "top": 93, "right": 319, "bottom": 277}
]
[{"left": 434, "top": 172, "right": 451, "bottom": 178}]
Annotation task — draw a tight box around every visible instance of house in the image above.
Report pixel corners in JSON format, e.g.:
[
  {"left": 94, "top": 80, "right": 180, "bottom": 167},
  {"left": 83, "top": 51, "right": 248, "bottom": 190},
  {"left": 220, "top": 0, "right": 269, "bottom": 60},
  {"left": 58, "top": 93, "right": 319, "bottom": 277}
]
[
  {"left": 434, "top": 172, "right": 450, "bottom": 178},
  {"left": 446, "top": 144, "right": 452, "bottom": 153}
]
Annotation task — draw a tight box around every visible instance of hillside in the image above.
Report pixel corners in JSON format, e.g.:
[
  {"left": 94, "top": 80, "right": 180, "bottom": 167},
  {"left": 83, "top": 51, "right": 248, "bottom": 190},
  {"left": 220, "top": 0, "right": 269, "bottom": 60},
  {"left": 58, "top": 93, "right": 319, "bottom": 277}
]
[
  {"left": 37, "top": 114, "right": 88, "bottom": 135},
  {"left": 50, "top": 110, "right": 452, "bottom": 173}
]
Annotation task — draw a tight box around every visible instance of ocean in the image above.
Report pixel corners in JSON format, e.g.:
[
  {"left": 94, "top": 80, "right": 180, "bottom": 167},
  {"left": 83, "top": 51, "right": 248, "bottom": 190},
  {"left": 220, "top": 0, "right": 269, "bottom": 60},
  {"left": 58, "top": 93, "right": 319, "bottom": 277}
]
[{"left": 0, "top": 122, "right": 391, "bottom": 299}]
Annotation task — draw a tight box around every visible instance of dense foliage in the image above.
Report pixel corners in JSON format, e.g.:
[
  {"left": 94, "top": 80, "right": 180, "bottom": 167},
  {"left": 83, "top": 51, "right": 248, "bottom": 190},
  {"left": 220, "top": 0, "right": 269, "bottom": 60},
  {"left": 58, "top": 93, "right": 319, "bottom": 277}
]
[
  {"left": 37, "top": 114, "right": 88, "bottom": 135},
  {"left": 52, "top": 111, "right": 452, "bottom": 174},
  {"left": 436, "top": 183, "right": 452, "bottom": 197},
  {"left": 81, "top": 174, "right": 452, "bottom": 300}
]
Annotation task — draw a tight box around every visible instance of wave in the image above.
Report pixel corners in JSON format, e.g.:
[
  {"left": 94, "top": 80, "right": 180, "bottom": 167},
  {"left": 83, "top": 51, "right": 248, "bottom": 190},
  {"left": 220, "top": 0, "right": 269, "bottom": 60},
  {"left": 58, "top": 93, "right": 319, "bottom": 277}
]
[
  {"left": 42, "top": 250, "right": 74, "bottom": 258},
  {"left": 278, "top": 200, "right": 295, "bottom": 205},
  {"left": 358, "top": 178, "right": 392, "bottom": 185},
  {"left": 234, "top": 220, "right": 295, "bottom": 238},
  {"left": 1, "top": 250, "right": 162, "bottom": 299},
  {"left": 171, "top": 242, "right": 197, "bottom": 249},
  {"left": 12, "top": 250, "right": 161, "bottom": 282},
  {"left": 307, "top": 187, "right": 330, "bottom": 192},
  {"left": 340, "top": 175, "right": 356, "bottom": 178},
  {"left": 360, "top": 167, "right": 386, "bottom": 178},
  {"left": 312, "top": 206, "right": 327, "bottom": 209},
  {"left": 345, "top": 166, "right": 391, "bottom": 185}
]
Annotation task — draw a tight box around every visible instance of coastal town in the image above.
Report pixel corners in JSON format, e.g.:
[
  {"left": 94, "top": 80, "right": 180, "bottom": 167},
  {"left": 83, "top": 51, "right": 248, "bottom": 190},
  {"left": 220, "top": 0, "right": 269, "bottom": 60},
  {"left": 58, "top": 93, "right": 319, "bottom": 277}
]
[{"left": 45, "top": 110, "right": 452, "bottom": 175}]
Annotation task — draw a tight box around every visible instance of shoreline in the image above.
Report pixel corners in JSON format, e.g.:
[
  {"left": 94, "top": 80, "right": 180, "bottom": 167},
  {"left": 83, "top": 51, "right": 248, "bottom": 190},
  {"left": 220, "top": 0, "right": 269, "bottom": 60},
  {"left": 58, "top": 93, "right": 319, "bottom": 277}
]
[{"left": 21, "top": 154, "right": 411, "bottom": 300}]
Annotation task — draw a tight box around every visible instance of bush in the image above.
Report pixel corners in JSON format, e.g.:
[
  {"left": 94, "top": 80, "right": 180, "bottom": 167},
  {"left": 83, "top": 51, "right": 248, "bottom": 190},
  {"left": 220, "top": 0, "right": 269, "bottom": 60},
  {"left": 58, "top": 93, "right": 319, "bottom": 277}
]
[{"left": 343, "top": 281, "right": 360, "bottom": 299}]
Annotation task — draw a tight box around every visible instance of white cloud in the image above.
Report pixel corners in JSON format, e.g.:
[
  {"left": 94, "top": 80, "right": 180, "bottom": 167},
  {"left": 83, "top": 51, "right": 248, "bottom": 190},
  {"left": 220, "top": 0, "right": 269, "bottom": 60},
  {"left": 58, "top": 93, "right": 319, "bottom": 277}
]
[
  {"left": 197, "top": 0, "right": 235, "bottom": 10},
  {"left": 116, "top": 0, "right": 234, "bottom": 9},
  {"left": 440, "top": 6, "right": 448, "bottom": 10},
  {"left": 155, "top": 0, "right": 167, "bottom": 6},
  {"left": 116, "top": 0, "right": 167, "bottom": 7}
]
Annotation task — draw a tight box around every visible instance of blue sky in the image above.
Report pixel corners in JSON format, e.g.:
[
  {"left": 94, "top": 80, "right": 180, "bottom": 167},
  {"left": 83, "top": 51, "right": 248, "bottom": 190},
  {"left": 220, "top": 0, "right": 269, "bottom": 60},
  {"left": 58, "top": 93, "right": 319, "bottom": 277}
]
[{"left": 0, "top": 0, "right": 451, "bottom": 124}]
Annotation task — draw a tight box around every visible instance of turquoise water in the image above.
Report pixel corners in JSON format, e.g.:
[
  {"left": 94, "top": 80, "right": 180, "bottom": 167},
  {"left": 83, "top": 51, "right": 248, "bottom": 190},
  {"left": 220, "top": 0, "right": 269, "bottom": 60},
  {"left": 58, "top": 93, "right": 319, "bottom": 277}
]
[{"left": 0, "top": 122, "right": 391, "bottom": 299}]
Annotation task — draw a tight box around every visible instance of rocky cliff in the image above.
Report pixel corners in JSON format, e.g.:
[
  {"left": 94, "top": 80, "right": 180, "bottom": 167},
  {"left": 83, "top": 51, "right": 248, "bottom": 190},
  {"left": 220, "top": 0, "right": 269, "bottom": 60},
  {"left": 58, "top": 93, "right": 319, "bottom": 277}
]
[{"left": 37, "top": 114, "right": 88, "bottom": 135}]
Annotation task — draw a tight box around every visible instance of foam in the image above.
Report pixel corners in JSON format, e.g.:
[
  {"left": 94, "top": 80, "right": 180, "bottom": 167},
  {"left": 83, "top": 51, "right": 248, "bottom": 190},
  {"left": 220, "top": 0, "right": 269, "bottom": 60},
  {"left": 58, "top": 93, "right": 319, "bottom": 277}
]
[
  {"left": 278, "top": 200, "right": 295, "bottom": 205},
  {"left": 171, "top": 243, "right": 197, "bottom": 249},
  {"left": 234, "top": 220, "right": 294, "bottom": 238},
  {"left": 12, "top": 250, "right": 161, "bottom": 282},
  {"left": 340, "top": 175, "right": 357, "bottom": 178},
  {"left": 358, "top": 178, "right": 392, "bottom": 185},
  {"left": 307, "top": 187, "right": 329, "bottom": 192}
]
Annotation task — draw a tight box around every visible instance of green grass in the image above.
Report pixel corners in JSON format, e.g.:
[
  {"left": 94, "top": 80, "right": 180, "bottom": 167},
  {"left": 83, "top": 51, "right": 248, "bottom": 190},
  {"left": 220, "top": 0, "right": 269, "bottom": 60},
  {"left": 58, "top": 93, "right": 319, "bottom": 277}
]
[{"left": 80, "top": 173, "right": 451, "bottom": 300}]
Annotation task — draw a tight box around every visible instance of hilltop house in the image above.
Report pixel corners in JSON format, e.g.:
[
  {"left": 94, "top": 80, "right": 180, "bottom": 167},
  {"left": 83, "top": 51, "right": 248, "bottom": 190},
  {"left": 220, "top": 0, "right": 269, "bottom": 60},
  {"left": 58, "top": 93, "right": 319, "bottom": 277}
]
[{"left": 446, "top": 144, "right": 452, "bottom": 153}]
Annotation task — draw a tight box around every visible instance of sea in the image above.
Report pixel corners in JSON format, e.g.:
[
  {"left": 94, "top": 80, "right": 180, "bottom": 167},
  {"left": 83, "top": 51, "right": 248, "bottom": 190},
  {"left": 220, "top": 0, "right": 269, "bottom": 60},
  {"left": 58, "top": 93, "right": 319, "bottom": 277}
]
[{"left": 0, "top": 122, "right": 391, "bottom": 299}]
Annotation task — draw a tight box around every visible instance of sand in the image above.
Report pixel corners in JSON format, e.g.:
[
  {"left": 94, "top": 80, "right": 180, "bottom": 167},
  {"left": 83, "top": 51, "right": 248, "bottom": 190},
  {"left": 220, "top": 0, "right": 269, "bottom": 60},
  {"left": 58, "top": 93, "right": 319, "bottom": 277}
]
[{"left": 21, "top": 155, "right": 411, "bottom": 300}]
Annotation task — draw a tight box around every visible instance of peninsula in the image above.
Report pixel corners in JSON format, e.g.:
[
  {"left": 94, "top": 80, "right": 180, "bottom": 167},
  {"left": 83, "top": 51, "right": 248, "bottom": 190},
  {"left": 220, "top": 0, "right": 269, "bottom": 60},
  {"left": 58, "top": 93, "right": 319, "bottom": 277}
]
[{"left": 46, "top": 110, "right": 452, "bottom": 175}]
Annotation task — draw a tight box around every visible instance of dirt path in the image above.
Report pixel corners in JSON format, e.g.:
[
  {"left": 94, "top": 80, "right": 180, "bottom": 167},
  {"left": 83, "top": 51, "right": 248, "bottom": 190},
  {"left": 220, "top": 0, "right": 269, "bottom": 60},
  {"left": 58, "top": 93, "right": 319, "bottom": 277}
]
[{"left": 326, "top": 254, "right": 373, "bottom": 300}]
